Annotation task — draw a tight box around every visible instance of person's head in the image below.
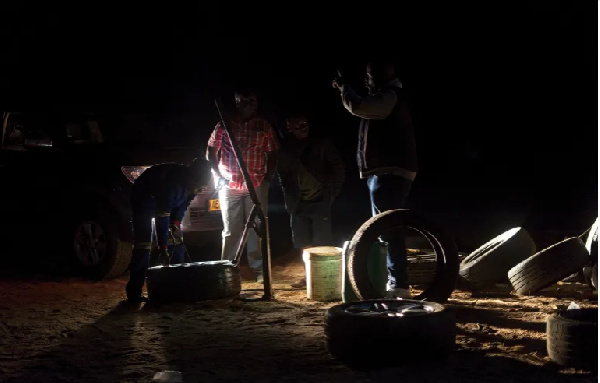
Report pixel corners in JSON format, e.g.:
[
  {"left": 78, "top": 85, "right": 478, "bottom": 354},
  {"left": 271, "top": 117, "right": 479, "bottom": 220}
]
[
  {"left": 186, "top": 157, "right": 210, "bottom": 194},
  {"left": 234, "top": 88, "right": 258, "bottom": 119},
  {"left": 365, "top": 58, "right": 397, "bottom": 91},
  {"left": 286, "top": 114, "right": 310, "bottom": 140}
]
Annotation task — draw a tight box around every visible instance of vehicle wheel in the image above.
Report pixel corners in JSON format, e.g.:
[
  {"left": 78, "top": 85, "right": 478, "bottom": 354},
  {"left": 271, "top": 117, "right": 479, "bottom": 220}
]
[
  {"left": 459, "top": 227, "right": 536, "bottom": 290},
  {"left": 348, "top": 209, "right": 459, "bottom": 303},
  {"left": 547, "top": 308, "right": 598, "bottom": 369},
  {"left": 508, "top": 237, "right": 590, "bottom": 295},
  {"left": 70, "top": 210, "right": 132, "bottom": 280},
  {"left": 146, "top": 260, "right": 241, "bottom": 303},
  {"left": 324, "top": 299, "right": 456, "bottom": 370}
]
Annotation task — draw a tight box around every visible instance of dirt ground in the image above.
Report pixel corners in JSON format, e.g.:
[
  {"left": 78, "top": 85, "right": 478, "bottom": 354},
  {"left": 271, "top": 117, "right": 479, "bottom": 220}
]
[{"left": 0, "top": 252, "right": 597, "bottom": 383}]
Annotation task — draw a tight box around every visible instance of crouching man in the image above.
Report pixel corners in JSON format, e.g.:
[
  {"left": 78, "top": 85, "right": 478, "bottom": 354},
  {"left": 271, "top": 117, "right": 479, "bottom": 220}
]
[{"left": 125, "top": 158, "right": 209, "bottom": 303}]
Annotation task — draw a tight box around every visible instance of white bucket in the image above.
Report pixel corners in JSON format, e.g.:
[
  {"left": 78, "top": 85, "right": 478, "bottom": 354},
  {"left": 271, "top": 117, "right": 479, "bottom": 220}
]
[{"left": 302, "top": 246, "right": 343, "bottom": 302}]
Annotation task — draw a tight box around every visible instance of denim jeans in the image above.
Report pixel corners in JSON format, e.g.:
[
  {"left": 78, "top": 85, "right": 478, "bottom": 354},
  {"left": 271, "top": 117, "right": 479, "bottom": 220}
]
[
  {"left": 290, "top": 198, "right": 333, "bottom": 249},
  {"left": 126, "top": 210, "right": 185, "bottom": 298},
  {"left": 367, "top": 174, "right": 413, "bottom": 289}
]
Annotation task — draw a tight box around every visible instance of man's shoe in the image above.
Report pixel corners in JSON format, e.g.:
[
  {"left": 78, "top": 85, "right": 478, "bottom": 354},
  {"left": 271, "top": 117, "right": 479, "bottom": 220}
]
[
  {"left": 385, "top": 288, "right": 411, "bottom": 299},
  {"left": 291, "top": 278, "right": 307, "bottom": 289}
]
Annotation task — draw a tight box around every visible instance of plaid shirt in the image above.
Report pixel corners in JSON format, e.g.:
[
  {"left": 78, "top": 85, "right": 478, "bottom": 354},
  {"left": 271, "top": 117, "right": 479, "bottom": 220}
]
[{"left": 207, "top": 116, "right": 278, "bottom": 190}]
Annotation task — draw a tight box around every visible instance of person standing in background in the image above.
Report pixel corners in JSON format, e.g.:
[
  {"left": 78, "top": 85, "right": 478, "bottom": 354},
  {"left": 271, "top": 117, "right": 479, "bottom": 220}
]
[
  {"left": 277, "top": 113, "right": 345, "bottom": 288},
  {"left": 206, "top": 88, "right": 278, "bottom": 283}
]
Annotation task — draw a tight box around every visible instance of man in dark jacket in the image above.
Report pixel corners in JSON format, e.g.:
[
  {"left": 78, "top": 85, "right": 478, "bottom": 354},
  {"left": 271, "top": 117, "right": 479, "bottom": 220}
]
[
  {"left": 332, "top": 58, "right": 418, "bottom": 299},
  {"left": 125, "top": 158, "right": 210, "bottom": 303},
  {"left": 277, "top": 114, "right": 345, "bottom": 288}
]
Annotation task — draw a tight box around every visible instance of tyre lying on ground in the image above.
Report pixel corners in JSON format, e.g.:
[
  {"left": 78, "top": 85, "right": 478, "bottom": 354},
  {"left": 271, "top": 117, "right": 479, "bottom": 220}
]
[
  {"left": 324, "top": 299, "right": 456, "bottom": 370},
  {"left": 146, "top": 260, "right": 241, "bottom": 303},
  {"left": 546, "top": 308, "right": 598, "bottom": 370},
  {"left": 508, "top": 237, "right": 590, "bottom": 295},
  {"left": 582, "top": 218, "right": 598, "bottom": 289},
  {"left": 407, "top": 251, "right": 467, "bottom": 286},
  {"left": 459, "top": 227, "right": 536, "bottom": 290},
  {"left": 347, "top": 209, "right": 459, "bottom": 303}
]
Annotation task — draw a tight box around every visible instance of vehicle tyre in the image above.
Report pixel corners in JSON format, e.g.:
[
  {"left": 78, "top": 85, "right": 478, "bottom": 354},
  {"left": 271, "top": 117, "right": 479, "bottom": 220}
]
[
  {"left": 348, "top": 209, "right": 459, "bottom": 303},
  {"left": 546, "top": 308, "right": 598, "bottom": 369},
  {"left": 508, "top": 237, "right": 590, "bottom": 295},
  {"left": 459, "top": 227, "right": 536, "bottom": 290},
  {"left": 146, "top": 260, "right": 241, "bottom": 303},
  {"left": 408, "top": 251, "right": 467, "bottom": 286},
  {"left": 324, "top": 299, "right": 456, "bottom": 370},
  {"left": 69, "top": 209, "right": 132, "bottom": 280}
]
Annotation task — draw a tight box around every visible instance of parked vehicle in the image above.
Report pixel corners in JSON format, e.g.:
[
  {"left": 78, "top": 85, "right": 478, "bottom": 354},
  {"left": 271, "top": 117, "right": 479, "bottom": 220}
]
[{"left": 0, "top": 111, "right": 221, "bottom": 279}]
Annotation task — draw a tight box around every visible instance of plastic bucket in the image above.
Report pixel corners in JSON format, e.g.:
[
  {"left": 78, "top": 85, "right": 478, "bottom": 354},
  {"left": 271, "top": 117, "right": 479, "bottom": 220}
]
[
  {"left": 342, "top": 241, "right": 388, "bottom": 303},
  {"left": 302, "top": 246, "right": 343, "bottom": 302}
]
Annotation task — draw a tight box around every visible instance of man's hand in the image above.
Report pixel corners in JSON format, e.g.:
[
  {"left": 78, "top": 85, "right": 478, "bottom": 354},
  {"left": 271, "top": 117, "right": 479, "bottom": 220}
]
[
  {"left": 158, "top": 248, "right": 171, "bottom": 267},
  {"left": 216, "top": 176, "right": 228, "bottom": 190},
  {"left": 169, "top": 224, "right": 183, "bottom": 243},
  {"left": 332, "top": 69, "right": 344, "bottom": 90}
]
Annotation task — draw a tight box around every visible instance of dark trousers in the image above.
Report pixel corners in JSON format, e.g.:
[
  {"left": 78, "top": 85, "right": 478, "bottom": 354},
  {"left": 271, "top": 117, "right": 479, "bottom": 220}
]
[
  {"left": 126, "top": 209, "right": 185, "bottom": 297},
  {"left": 290, "top": 198, "right": 333, "bottom": 249},
  {"left": 367, "top": 174, "right": 413, "bottom": 289}
]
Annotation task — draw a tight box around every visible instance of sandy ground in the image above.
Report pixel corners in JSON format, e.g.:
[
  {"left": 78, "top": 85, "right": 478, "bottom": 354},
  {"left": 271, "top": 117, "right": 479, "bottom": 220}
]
[{"left": 0, "top": 253, "right": 597, "bottom": 383}]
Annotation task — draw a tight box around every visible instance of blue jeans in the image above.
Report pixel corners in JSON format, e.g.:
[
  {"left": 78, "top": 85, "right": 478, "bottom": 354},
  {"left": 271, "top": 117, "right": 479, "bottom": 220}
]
[
  {"left": 367, "top": 174, "right": 413, "bottom": 289},
  {"left": 290, "top": 198, "right": 333, "bottom": 249}
]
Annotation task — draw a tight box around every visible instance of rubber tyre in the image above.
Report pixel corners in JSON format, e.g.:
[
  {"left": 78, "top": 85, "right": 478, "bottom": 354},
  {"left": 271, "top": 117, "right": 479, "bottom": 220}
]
[
  {"left": 592, "top": 263, "right": 598, "bottom": 290},
  {"left": 508, "top": 237, "right": 590, "bottom": 295},
  {"left": 69, "top": 209, "right": 132, "bottom": 281},
  {"left": 546, "top": 308, "right": 598, "bottom": 369},
  {"left": 146, "top": 260, "right": 241, "bottom": 303},
  {"left": 408, "top": 252, "right": 467, "bottom": 286},
  {"left": 324, "top": 299, "right": 456, "bottom": 370},
  {"left": 348, "top": 209, "right": 459, "bottom": 303},
  {"left": 459, "top": 227, "right": 536, "bottom": 290}
]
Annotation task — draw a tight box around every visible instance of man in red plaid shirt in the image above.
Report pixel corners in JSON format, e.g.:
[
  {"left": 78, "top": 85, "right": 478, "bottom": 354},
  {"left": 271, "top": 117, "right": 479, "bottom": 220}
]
[{"left": 206, "top": 88, "right": 278, "bottom": 283}]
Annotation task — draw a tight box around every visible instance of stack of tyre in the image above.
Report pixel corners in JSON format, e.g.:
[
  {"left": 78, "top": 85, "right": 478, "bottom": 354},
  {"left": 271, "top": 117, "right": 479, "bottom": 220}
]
[{"left": 324, "top": 209, "right": 461, "bottom": 370}]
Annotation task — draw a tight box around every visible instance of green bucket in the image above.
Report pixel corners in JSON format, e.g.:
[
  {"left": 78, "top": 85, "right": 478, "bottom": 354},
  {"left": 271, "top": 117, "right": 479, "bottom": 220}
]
[{"left": 342, "top": 240, "right": 388, "bottom": 303}]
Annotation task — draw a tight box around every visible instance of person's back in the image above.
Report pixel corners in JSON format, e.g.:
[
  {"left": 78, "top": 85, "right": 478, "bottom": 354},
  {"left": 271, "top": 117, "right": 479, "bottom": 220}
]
[{"left": 132, "top": 163, "right": 188, "bottom": 206}]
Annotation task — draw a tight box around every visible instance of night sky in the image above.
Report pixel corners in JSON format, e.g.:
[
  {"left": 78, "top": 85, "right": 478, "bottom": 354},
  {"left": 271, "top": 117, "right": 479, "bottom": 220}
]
[{"left": 1, "top": 1, "right": 597, "bottom": 247}]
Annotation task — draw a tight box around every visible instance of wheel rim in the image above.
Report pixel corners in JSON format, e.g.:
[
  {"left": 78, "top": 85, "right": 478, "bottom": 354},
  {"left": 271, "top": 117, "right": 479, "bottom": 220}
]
[
  {"left": 73, "top": 221, "right": 107, "bottom": 266},
  {"left": 344, "top": 300, "right": 436, "bottom": 317}
]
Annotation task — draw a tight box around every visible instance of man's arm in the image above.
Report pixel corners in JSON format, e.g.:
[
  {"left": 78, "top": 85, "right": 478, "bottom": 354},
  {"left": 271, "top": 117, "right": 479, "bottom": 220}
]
[
  {"left": 276, "top": 144, "right": 293, "bottom": 190},
  {"left": 340, "top": 84, "right": 397, "bottom": 120},
  {"left": 263, "top": 121, "right": 279, "bottom": 182},
  {"left": 171, "top": 198, "right": 193, "bottom": 226},
  {"left": 206, "top": 124, "right": 225, "bottom": 180}
]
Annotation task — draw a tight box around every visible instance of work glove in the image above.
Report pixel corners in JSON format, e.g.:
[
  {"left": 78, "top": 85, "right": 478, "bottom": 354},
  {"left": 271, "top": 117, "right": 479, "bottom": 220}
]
[
  {"left": 157, "top": 247, "right": 171, "bottom": 267},
  {"left": 332, "top": 69, "right": 346, "bottom": 90}
]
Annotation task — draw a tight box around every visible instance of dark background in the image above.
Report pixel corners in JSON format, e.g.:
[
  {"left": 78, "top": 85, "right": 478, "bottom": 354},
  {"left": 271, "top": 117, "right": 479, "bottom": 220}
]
[{"left": 1, "top": 1, "right": 597, "bottom": 251}]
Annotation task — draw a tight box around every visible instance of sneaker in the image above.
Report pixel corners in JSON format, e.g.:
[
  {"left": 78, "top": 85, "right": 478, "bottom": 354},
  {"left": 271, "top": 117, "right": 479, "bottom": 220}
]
[
  {"left": 385, "top": 288, "right": 411, "bottom": 299},
  {"left": 291, "top": 278, "right": 307, "bottom": 289}
]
